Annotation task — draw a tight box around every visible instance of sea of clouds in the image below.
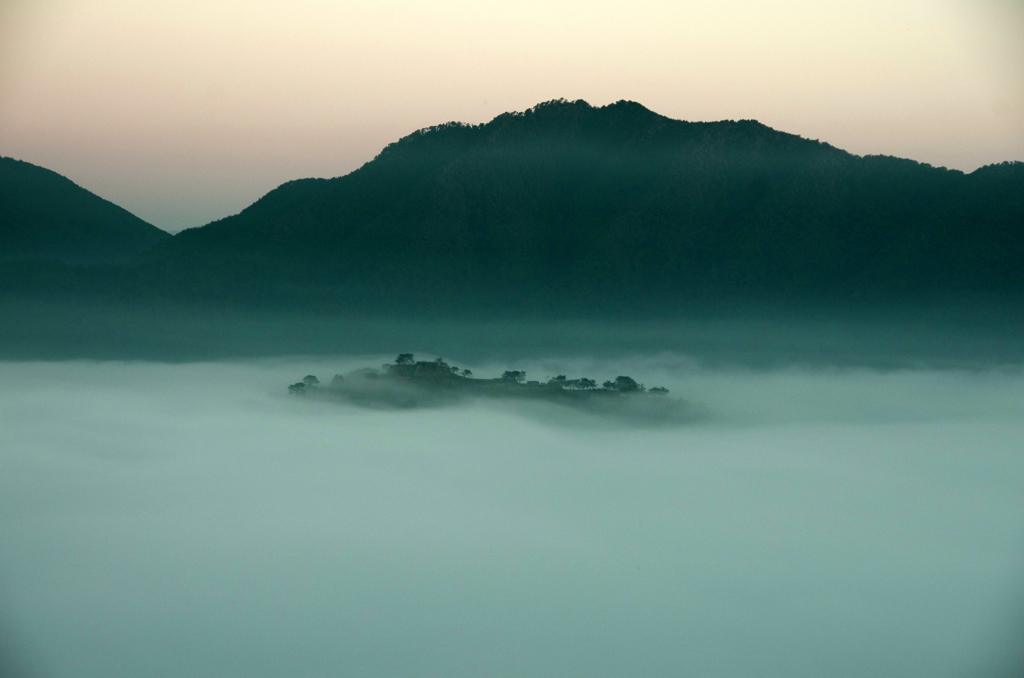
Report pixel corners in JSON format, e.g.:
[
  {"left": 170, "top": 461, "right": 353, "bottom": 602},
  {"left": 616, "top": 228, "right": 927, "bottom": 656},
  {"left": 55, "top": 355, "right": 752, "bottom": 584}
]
[{"left": 1, "top": 356, "right": 1022, "bottom": 678}]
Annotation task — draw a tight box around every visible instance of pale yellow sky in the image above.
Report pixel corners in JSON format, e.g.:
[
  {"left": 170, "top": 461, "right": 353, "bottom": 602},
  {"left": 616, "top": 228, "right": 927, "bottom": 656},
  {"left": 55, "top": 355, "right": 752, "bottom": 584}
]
[{"left": 1, "top": 0, "right": 1021, "bottom": 232}]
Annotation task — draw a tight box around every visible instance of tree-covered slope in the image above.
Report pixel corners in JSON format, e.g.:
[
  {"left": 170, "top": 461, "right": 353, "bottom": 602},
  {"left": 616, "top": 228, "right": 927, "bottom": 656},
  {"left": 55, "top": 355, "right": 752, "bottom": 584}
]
[
  {"left": 136, "top": 99, "right": 1024, "bottom": 309},
  {"left": 0, "top": 157, "right": 169, "bottom": 263}
]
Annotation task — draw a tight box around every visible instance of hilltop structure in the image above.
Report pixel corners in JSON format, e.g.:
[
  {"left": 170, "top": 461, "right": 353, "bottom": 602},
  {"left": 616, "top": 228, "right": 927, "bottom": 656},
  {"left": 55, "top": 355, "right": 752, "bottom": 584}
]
[{"left": 287, "top": 354, "right": 686, "bottom": 423}]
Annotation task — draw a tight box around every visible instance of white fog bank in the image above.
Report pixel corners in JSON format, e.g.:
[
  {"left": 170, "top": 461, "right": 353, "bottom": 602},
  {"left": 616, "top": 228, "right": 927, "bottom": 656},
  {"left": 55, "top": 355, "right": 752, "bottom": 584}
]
[{"left": 0, "top": 358, "right": 1022, "bottom": 678}]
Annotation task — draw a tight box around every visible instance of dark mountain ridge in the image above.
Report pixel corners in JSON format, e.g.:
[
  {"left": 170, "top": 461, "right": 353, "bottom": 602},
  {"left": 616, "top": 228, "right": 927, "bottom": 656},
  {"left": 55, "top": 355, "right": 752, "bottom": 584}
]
[
  {"left": 0, "top": 157, "right": 169, "bottom": 263},
  {"left": 138, "top": 99, "right": 1023, "bottom": 312}
]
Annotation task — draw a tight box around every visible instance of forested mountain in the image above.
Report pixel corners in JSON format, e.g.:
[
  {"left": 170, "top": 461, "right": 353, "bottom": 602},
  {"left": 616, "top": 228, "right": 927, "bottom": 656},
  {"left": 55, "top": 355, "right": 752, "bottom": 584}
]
[
  {"left": 0, "top": 157, "right": 169, "bottom": 264},
  {"left": 3, "top": 100, "right": 1022, "bottom": 316},
  {"left": 138, "top": 99, "right": 1023, "bottom": 312}
]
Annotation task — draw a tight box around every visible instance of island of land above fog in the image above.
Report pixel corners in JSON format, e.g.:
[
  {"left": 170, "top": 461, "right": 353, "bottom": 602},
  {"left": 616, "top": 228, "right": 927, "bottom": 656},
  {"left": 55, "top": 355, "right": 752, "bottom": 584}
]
[
  {"left": 288, "top": 354, "right": 693, "bottom": 423},
  {"left": 2, "top": 98, "right": 1022, "bottom": 319}
]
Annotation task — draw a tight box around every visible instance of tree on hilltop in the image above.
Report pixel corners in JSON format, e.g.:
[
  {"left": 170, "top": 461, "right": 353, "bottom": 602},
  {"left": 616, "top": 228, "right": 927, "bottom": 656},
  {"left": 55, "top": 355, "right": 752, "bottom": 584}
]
[
  {"left": 613, "top": 376, "right": 639, "bottom": 392},
  {"left": 567, "top": 377, "right": 596, "bottom": 390}
]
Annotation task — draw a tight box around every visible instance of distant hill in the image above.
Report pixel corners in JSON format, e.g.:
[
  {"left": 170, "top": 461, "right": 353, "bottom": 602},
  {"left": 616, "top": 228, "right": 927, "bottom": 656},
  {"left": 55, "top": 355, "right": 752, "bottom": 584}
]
[
  {"left": 138, "top": 99, "right": 1023, "bottom": 312},
  {"left": 0, "top": 157, "right": 169, "bottom": 264}
]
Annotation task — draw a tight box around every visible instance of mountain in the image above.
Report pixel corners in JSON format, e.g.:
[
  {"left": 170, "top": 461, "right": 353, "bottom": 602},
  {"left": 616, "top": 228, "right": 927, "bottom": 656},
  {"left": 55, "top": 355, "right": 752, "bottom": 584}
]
[
  {"left": 0, "top": 157, "right": 169, "bottom": 264},
  {"left": 137, "top": 99, "right": 1023, "bottom": 312}
]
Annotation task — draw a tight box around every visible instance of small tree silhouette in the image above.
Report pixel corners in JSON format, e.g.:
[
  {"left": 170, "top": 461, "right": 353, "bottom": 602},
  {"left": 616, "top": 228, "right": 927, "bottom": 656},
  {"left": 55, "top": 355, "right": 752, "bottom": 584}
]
[
  {"left": 501, "top": 370, "right": 526, "bottom": 383},
  {"left": 303, "top": 375, "right": 320, "bottom": 386},
  {"left": 288, "top": 382, "right": 306, "bottom": 395},
  {"left": 613, "top": 376, "right": 639, "bottom": 392},
  {"left": 396, "top": 353, "right": 414, "bottom": 365}
]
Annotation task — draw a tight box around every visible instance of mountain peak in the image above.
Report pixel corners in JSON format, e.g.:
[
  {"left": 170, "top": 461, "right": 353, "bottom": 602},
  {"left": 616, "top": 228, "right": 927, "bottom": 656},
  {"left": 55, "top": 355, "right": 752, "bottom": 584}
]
[
  {"left": 0, "top": 157, "right": 169, "bottom": 264},
  {"left": 138, "top": 99, "right": 1023, "bottom": 312}
]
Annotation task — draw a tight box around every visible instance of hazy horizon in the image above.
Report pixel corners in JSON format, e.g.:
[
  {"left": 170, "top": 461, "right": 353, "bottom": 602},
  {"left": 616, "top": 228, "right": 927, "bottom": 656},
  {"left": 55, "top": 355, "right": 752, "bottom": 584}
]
[{"left": 2, "top": 0, "right": 1022, "bottom": 232}]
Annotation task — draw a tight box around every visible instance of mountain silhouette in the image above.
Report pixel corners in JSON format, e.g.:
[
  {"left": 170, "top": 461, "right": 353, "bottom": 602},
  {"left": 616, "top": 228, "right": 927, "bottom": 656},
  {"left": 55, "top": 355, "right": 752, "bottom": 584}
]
[
  {"left": 0, "top": 157, "right": 169, "bottom": 264},
  {"left": 2, "top": 100, "right": 1022, "bottom": 316},
  {"left": 138, "top": 99, "right": 1023, "bottom": 312}
]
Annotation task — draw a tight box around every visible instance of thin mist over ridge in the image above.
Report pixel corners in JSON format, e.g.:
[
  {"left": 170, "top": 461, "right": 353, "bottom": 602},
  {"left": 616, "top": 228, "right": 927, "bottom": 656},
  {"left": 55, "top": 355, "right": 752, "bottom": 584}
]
[{"left": 1, "top": 99, "right": 1022, "bottom": 362}]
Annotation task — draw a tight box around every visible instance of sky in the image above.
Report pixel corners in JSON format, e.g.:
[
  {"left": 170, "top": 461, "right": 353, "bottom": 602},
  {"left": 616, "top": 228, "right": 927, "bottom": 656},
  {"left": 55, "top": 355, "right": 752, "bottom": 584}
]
[{"left": 1, "top": 0, "right": 1022, "bottom": 233}]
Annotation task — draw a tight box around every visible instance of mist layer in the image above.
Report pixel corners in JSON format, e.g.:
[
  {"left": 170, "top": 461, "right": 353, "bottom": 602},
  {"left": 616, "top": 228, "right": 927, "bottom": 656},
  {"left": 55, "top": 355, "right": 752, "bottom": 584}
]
[{"left": 0, "top": 358, "right": 1022, "bottom": 677}]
